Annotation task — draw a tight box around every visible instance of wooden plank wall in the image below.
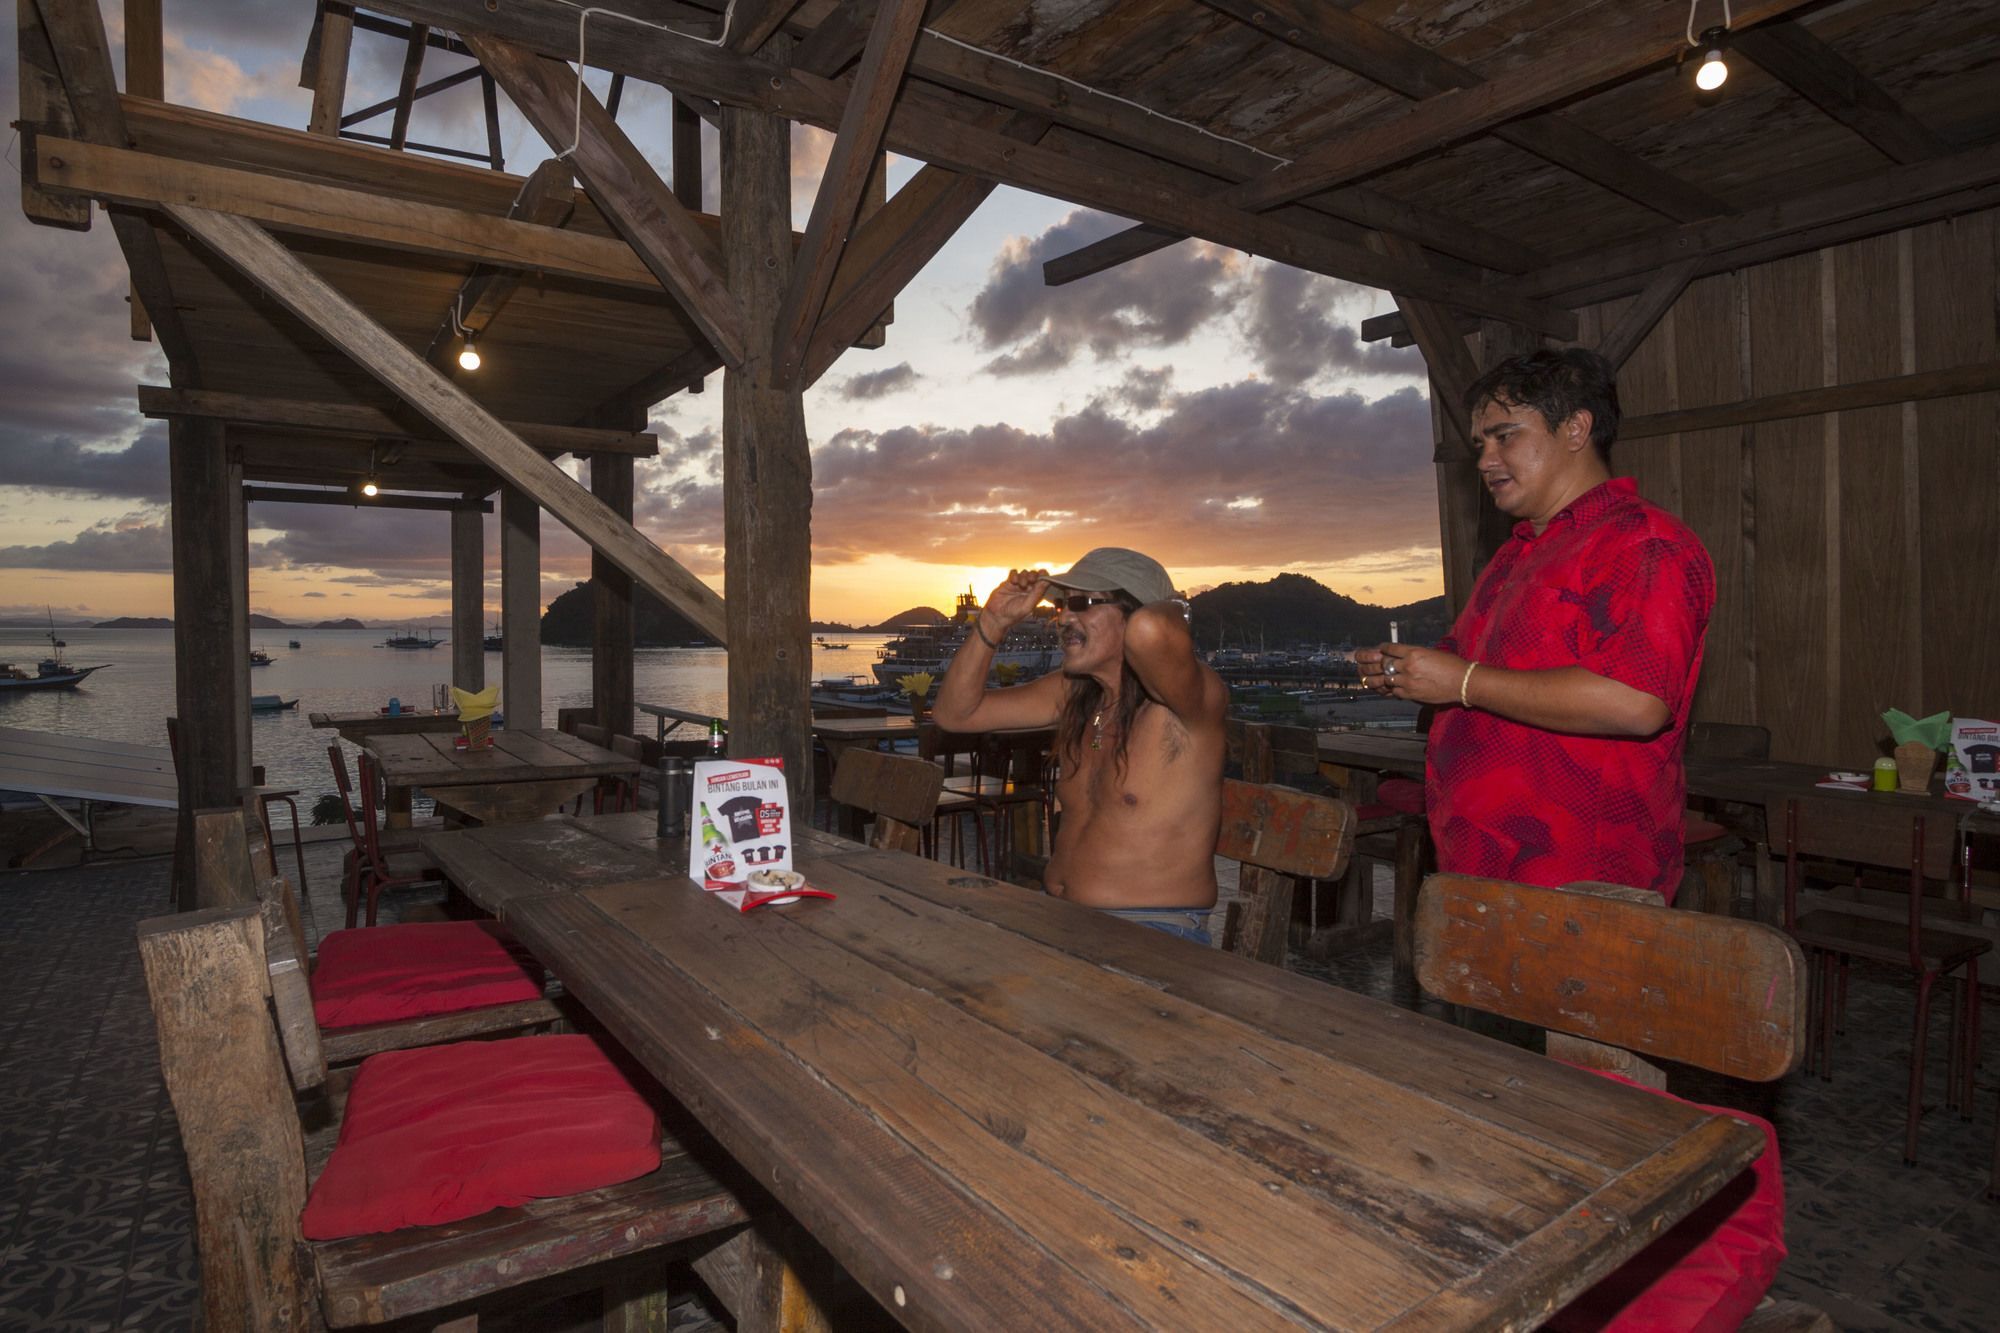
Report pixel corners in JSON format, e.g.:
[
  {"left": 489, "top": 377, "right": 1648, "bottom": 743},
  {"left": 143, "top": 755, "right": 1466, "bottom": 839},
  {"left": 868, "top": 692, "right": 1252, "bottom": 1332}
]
[{"left": 1570, "top": 208, "right": 1999, "bottom": 766}]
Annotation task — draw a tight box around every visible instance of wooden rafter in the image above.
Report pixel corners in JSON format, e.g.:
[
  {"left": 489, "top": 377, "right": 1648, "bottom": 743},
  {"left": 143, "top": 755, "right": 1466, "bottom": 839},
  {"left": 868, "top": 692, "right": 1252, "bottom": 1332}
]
[
  {"left": 1620, "top": 360, "right": 2000, "bottom": 442},
  {"left": 769, "top": 0, "right": 927, "bottom": 386},
  {"left": 723, "top": 0, "right": 806, "bottom": 54},
  {"left": 1196, "top": 0, "right": 1727, "bottom": 222},
  {"left": 33, "top": 136, "right": 661, "bottom": 291},
  {"left": 31, "top": 0, "right": 197, "bottom": 375},
  {"left": 367, "top": 0, "right": 1576, "bottom": 336},
  {"left": 17, "top": 0, "right": 90, "bottom": 229},
  {"left": 1597, "top": 258, "right": 1701, "bottom": 371},
  {"left": 424, "top": 158, "right": 577, "bottom": 370},
  {"left": 468, "top": 32, "right": 749, "bottom": 366},
  {"left": 1733, "top": 20, "right": 1949, "bottom": 166},
  {"left": 388, "top": 22, "right": 429, "bottom": 150},
  {"left": 804, "top": 112, "right": 1047, "bottom": 386},
  {"left": 136, "top": 386, "right": 660, "bottom": 458},
  {"left": 164, "top": 204, "right": 728, "bottom": 643},
  {"left": 340, "top": 63, "right": 481, "bottom": 131},
  {"left": 244, "top": 485, "right": 493, "bottom": 512},
  {"left": 305, "top": 3, "right": 352, "bottom": 137}
]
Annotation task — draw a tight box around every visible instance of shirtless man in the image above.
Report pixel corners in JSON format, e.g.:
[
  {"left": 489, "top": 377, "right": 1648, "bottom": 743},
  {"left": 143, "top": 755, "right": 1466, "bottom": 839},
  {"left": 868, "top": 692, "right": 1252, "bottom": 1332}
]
[{"left": 931, "top": 548, "right": 1228, "bottom": 943}]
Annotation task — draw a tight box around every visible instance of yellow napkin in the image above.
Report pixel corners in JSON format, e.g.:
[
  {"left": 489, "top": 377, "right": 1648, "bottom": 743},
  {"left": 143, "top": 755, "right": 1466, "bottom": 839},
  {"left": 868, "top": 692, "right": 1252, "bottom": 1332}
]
[{"left": 450, "top": 684, "right": 500, "bottom": 722}]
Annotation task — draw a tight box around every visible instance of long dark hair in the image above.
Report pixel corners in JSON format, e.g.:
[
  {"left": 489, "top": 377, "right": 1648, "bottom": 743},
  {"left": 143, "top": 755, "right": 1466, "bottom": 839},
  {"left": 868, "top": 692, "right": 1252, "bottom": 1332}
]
[{"left": 1056, "top": 594, "right": 1147, "bottom": 772}]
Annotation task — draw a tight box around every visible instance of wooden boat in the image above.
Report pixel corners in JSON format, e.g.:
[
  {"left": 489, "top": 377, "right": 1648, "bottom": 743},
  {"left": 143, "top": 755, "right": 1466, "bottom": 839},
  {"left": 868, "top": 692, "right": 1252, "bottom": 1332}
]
[
  {"left": 382, "top": 628, "right": 446, "bottom": 650},
  {"left": 250, "top": 694, "right": 299, "bottom": 713},
  {"left": 1, "top": 617, "right": 109, "bottom": 690},
  {"left": 287, "top": 639, "right": 302, "bottom": 649},
  {"left": 249, "top": 648, "right": 273, "bottom": 666}
]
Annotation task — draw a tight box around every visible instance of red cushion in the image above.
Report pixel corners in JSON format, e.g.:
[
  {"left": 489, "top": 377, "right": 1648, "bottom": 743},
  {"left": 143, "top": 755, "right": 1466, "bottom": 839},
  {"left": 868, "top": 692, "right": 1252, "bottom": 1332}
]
[
  {"left": 312, "top": 920, "right": 544, "bottom": 1031},
  {"left": 1546, "top": 1072, "right": 1785, "bottom": 1333},
  {"left": 1375, "top": 778, "right": 1428, "bottom": 815},
  {"left": 1682, "top": 812, "right": 1729, "bottom": 845},
  {"left": 301, "top": 1034, "right": 662, "bottom": 1240}
]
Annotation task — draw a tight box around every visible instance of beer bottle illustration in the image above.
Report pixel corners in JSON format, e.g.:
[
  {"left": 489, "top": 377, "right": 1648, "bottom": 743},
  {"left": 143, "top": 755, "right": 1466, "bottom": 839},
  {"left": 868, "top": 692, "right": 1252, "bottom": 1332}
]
[{"left": 699, "top": 801, "right": 736, "bottom": 881}]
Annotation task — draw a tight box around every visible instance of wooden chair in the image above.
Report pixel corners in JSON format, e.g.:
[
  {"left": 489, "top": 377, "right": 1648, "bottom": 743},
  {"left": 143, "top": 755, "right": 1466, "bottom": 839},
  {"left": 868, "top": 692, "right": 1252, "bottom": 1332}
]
[
  {"left": 829, "top": 748, "right": 944, "bottom": 855},
  {"left": 1681, "top": 721, "right": 1772, "bottom": 915},
  {"left": 555, "top": 705, "right": 593, "bottom": 736},
  {"left": 192, "top": 804, "right": 566, "bottom": 1074},
  {"left": 327, "top": 744, "right": 444, "bottom": 927},
  {"left": 1778, "top": 797, "right": 1986, "bottom": 1164},
  {"left": 138, "top": 903, "right": 760, "bottom": 1330},
  {"left": 917, "top": 723, "right": 1039, "bottom": 874},
  {"left": 167, "top": 715, "right": 311, "bottom": 900},
  {"left": 1414, "top": 873, "right": 1825, "bottom": 1331},
  {"left": 1217, "top": 778, "right": 1355, "bottom": 966}
]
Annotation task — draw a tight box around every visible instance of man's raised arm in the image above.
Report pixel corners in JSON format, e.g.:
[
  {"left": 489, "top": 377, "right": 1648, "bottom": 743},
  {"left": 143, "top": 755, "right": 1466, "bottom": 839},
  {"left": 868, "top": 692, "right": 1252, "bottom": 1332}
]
[
  {"left": 1123, "top": 601, "right": 1226, "bottom": 729},
  {"left": 932, "top": 570, "right": 1066, "bottom": 734}
]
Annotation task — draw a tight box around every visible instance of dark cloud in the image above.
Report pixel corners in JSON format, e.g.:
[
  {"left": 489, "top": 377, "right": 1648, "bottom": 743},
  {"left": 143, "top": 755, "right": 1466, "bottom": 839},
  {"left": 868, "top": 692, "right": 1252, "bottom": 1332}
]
[
  {"left": 968, "top": 211, "right": 1241, "bottom": 373},
  {"left": 1242, "top": 265, "right": 1424, "bottom": 386},
  {"left": 1108, "top": 366, "right": 1174, "bottom": 412},
  {"left": 0, "top": 515, "right": 174, "bottom": 571},
  {"left": 836, "top": 362, "right": 921, "bottom": 400},
  {"left": 0, "top": 426, "right": 170, "bottom": 502}
]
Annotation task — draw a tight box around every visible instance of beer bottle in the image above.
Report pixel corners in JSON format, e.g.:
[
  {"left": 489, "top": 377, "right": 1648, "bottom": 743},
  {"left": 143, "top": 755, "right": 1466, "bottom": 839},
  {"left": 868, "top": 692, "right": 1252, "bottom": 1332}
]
[
  {"left": 707, "top": 717, "right": 726, "bottom": 756},
  {"left": 699, "top": 801, "right": 735, "bottom": 880}
]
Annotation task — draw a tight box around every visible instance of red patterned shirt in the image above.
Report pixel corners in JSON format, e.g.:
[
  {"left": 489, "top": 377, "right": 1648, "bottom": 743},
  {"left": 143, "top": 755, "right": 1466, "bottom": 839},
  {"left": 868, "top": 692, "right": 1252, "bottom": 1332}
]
[{"left": 1427, "top": 478, "right": 1714, "bottom": 900}]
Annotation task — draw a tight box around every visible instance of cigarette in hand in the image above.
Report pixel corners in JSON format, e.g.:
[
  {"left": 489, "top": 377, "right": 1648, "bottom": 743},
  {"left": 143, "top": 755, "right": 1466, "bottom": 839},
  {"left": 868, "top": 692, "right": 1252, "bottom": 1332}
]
[{"left": 1389, "top": 621, "right": 1400, "bottom": 644}]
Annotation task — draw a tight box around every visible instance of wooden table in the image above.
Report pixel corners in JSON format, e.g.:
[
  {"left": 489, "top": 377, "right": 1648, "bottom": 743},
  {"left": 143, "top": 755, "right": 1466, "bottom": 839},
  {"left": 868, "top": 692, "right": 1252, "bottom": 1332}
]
[
  {"left": 636, "top": 702, "right": 714, "bottom": 744},
  {"left": 421, "top": 813, "right": 1768, "bottom": 1331},
  {"left": 365, "top": 727, "right": 638, "bottom": 827},
  {"left": 309, "top": 708, "right": 461, "bottom": 745}
]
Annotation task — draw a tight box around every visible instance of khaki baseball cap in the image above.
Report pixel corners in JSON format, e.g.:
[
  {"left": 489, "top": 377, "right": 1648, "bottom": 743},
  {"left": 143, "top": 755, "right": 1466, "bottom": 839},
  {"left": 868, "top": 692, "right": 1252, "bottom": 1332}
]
[{"left": 1047, "top": 548, "right": 1177, "bottom": 606}]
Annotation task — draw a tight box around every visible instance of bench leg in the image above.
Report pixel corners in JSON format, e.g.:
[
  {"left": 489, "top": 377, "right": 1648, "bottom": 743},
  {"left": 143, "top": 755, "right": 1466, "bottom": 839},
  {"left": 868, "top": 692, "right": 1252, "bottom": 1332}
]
[{"left": 1391, "top": 821, "right": 1424, "bottom": 972}]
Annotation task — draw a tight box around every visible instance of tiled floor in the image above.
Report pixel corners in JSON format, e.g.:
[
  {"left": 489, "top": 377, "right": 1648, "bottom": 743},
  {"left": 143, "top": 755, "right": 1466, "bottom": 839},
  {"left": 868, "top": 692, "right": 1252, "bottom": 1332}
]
[{"left": 2, "top": 842, "right": 1996, "bottom": 1330}]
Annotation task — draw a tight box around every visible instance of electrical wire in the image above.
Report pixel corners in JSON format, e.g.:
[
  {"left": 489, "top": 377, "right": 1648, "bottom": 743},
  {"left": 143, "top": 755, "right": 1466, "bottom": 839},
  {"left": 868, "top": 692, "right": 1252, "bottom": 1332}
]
[
  {"left": 1687, "top": 0, "right": 1734, "bottom": 45},
  {"left": 546, "top": 0, "right": 737, "bottom": 160}
]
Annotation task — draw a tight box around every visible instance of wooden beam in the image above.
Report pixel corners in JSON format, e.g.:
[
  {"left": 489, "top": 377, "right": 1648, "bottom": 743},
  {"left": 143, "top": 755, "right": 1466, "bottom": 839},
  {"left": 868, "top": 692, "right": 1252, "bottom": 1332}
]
[
  {"left": 123, "top": 0, "right": 162, "bottom": 339},
  {"left": 1597, "top": 258, "right": 1700, "bottom": 371},
  {"left": 451, "top": 503, "right": 485, "bottom": 692},
  {"left": 137, "top": 387, "right": 659, "bottom": 457},
  {"left": 424, "top": 158, "right": 578, "bottom": 370},
  {"left": 32, "top": 0, "right": 198, "bottom": 373},
  {"left": 36, "top": 136, "right": 663, "bottom": 293},
  {"left": 17, "top": 0, "right": 91, "bottom": 229},
  {"left": 1621, "top": 360, "right": 2000, "bottom": 442},
  {"left": 243, "top": 485, "right": 491, "bottom": 511},
  {"left": 388, "top": 23, "right": 429, "bottom": 150},
  {"left": 340, "top": 62, "right": 482, "bottom": 130},
  {"left": 722, "top": 101, "right": 814, "bottom": 810},
  {"left": 163, "top": 205, "right": 729, "bottom": 643},
  {"left": 169, "top": 412, "right": 242, "bottom": 909},
  {"left": 1733, "top": 21, "right": 1949, "bottom": 166},
  {"left": 769, "top": 0, "right": 927, "bottom": 387},
  {"left": 801, "top": 115, "right": 1047, "bottom": 384},
  {"left": 672, "top": 92, "right": 704, "bottom": 209},
  {"left": 365, "top": 0, "right": 1576, "bottom": 337},
  {"left": 481, "top": 69, "right": 504, "bottom": 170},
  {"left": 593, "top": 346, "right": 724, "bottom": 420},
  {"left": 1524, "top": 141, "right": 2000, "bottom": 302},
  {"left": 724, "top": 0, "right": 806, "bottom": 54},
  {"left": 1195, "top": 0, "right": 1727, "bottom": 223},
  {"left": 307, "top": 3, "right": 353, "bottom": 137},
  {"left": 467, "top": 33, "right": 749, "bottom": 367},
  {"left": 500, "top": 485, "right": 542, "bottom": 725}
]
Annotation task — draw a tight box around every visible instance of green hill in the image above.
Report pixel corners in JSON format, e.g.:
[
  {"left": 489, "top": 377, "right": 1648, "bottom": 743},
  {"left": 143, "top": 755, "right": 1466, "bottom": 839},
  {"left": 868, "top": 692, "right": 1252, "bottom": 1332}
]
[
  {"left": 1189, "top": 573, "right": 1448, "bottom": 649},
  {"left": 539, "top": 580, "right": 709, "bottom": 647}
]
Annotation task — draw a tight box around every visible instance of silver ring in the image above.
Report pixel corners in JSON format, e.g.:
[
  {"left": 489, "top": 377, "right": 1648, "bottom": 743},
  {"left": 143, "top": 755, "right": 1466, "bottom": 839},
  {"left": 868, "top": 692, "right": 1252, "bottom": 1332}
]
[{"left": 1385, "top": 663, "right": 1398, "bottom": 678}]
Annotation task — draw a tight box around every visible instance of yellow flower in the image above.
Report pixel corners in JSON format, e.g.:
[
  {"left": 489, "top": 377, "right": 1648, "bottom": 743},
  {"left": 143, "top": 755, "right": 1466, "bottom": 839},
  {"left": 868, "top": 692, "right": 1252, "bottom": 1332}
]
[
  {"left": 900, "top": 672, "right": 935, "bottom": 698},
  {"left": 450, "top": 683, "right": 500, "bottom": 722}
]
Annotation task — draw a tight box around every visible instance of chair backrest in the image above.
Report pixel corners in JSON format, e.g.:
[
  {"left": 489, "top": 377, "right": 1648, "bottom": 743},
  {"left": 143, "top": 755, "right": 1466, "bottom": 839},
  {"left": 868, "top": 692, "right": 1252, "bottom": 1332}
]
[
  {"left": 555, "top": 706, "right": 593, "bottom": 736},
  {"left": 137, "top": 904, "right": 318, "bottom": 1327},
  {"left": 1781, "top": 798, "right": 1952, "bottom": 968},
  {"left": 1688, "top": 721, "right": 1772, "bottom": 761},
  {"left": 1217, "top": 778, "right": 1354, "bottom": 965},
  {"left": 917, "top": 723, "right": 983, "bottom": 778},
  {"left": 830, "top": 748, "right": 944, "bottom": 854},
  {"left": 576, "top": 722, "right": 611, "bottom": 750},
  {"left": 612, "top": 734, "right": 644, "bottom": 762},
  {"left": 327, "top": 743, "right": 369, "bottom": 857},
  {"left": 1414, "top": 873, "right": 1808, "bottom": 1087}
]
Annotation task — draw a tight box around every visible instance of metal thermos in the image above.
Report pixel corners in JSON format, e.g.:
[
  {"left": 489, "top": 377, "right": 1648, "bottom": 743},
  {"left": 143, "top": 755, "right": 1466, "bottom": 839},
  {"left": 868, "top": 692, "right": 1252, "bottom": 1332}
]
[{"left": 658, "top": 758, "right": 691, "bottom": 839}]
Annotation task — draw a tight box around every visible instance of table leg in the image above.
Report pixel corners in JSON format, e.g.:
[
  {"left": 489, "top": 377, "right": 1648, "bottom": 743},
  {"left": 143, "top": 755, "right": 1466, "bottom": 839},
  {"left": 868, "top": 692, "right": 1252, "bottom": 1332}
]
[
  {"left": 386, "top": 784, "right": 413, "bottom": 830},
  {"left": 1752, "top": 842, "right": 1781, "bottom": 925}
]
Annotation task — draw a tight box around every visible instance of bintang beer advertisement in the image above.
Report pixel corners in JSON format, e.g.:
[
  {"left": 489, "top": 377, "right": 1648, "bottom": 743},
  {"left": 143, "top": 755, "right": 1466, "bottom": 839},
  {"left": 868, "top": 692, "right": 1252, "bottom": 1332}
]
[{"left": 686, "top": 759, "right": 834, "bottom": 910}]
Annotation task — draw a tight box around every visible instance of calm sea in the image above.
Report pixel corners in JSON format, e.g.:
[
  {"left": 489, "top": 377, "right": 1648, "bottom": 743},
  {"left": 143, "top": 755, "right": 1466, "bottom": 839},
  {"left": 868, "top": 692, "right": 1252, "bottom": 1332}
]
[{"left": 0, "top": 627, "right": 891, "bottom": 805}]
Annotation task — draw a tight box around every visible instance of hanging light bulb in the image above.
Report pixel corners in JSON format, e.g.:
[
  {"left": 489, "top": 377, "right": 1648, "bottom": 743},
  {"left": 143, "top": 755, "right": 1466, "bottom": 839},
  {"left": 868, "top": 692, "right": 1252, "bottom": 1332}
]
[
  {"left": 360, "top": 476, "right": 380, "bottom": 498},
  {"left": 458, "top": 337, "right": 482, "bottom": 372},
  {"left": 1694, "top": 29, "right": 1729, "bottom": 91}
]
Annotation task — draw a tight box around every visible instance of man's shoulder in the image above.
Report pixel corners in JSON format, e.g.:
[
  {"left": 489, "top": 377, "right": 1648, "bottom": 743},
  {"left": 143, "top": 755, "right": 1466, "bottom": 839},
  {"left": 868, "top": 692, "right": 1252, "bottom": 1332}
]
[{"left": 1591, "top": 488, "right": 1710, "bottom": 559}]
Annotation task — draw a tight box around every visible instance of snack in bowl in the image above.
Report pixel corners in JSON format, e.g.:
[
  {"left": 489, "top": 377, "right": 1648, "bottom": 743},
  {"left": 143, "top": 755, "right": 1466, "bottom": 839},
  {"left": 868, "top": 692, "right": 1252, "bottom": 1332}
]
[{"left": 747, "top": 868, "right": 806, "bottom": 903}]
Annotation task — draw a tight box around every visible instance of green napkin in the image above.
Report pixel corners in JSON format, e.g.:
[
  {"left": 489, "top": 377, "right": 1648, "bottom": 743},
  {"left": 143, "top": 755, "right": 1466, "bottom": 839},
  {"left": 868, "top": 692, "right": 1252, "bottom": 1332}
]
[{"left": 1881, "top": 708, "right": 1950, "bottom": 750}]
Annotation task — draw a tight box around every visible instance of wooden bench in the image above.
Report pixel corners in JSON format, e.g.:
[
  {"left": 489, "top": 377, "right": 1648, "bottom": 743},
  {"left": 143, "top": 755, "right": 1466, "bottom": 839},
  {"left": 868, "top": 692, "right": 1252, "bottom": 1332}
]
[{"left": 139, "top": 903, "right": 762, "bottom": 1329}]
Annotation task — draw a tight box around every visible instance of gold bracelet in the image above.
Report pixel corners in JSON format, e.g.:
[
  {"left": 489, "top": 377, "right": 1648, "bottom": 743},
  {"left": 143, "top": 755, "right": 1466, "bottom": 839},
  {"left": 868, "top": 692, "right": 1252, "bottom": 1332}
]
[
  {"left": 1460, "top": 661, "right": 1479, "bottom": 709},
  {"left": 973, "top": 617, "right": 1001, "bottom": 650}
]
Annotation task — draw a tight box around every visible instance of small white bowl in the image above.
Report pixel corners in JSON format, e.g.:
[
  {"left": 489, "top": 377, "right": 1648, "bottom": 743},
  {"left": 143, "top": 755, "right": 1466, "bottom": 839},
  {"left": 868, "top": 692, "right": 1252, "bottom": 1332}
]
[
  {"left": 1830, "top": 771, "right": 1868, "bottom": 783},
  {"left": 748, "top": 868, "right": 805, "bottom": 892}
]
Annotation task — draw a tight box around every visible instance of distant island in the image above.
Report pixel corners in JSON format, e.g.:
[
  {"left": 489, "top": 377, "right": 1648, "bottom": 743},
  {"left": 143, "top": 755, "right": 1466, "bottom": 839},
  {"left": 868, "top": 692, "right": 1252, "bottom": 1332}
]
[
  {"left": 92, "top": 616, "right": 174, "bottom": 629},
  {"left": 313, "top": 618, "right": 367, "bottom": 629},
  {"left": 540, "top": 580, "right": 708, "bottom": 647},
  {"left": 1188, "top": 573, "right": 1448, "bottom": 649},
  {"left": 247, "top": 613, "right": 291, "bottom": 629}
]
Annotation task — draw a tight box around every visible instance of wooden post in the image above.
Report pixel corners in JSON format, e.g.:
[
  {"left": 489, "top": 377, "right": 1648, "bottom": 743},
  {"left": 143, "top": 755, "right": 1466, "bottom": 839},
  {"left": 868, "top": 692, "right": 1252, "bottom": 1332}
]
[
  {"left": 229, "top": 464, "right": 252, "bottom": 788},
  {"left": 308, "top": 4, "right": 354, "bottom": 137},
  {"left": 672, "top": 93, "right": 707, "bottom": 394},
  {"left": 123, "top": 0, "right": 161, "bottom": 338},
  {"left": 592, "top": 453, "right": 636, "bottom": 736},
  {"left": 500, "top": 484, "right": 542, "bottom": 730},
  {"left": 450, "top": 502, "right": 484, "bottom": 692},
  {"left": 721, "top": 100, "right": 814, "bottom": 811},
  {"left": 169, "top": 414, "right": 245, "bottom": 910}
]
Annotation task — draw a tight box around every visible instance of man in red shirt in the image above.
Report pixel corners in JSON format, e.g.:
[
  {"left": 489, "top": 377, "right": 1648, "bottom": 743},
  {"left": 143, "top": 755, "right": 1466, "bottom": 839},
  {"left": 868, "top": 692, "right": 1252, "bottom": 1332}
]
[{"left": 1356, "top": 349, "right": 1714, "bottom": 901}]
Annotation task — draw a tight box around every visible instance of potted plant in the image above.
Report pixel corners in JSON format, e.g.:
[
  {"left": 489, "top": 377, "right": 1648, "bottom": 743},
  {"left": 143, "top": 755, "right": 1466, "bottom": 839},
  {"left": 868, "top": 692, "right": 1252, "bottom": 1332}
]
[{"left": 900, "top": 672, "right": 935, "bottom": 724}]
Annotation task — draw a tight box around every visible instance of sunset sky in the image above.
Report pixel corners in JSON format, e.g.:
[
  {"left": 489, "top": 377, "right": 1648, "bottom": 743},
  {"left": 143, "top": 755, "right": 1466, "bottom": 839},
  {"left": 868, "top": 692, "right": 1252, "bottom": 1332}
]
[{"left": 0, "top": 4, "right": 1444, "bottom": 628}]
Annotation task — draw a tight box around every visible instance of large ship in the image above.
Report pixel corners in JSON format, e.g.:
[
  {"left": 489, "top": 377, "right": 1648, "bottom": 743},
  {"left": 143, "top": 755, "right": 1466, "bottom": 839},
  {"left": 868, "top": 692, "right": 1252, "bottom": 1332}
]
[{"left": 872, "top": 590, "right": 1060, "bottom": 689}]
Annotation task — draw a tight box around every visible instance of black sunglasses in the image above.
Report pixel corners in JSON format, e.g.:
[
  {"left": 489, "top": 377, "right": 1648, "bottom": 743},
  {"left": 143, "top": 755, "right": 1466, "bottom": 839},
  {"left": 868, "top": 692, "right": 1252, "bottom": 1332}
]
[{"left": 1045, "top": 592, "right": 1123, "bottom": 613}]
